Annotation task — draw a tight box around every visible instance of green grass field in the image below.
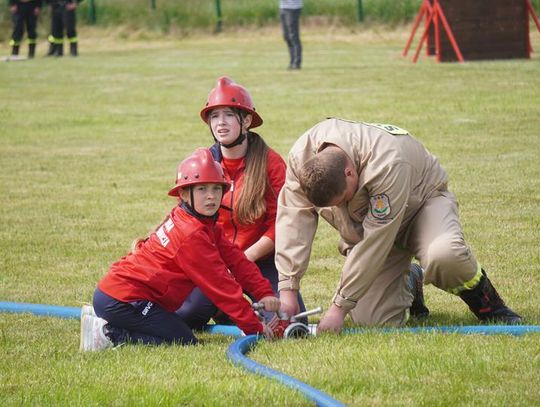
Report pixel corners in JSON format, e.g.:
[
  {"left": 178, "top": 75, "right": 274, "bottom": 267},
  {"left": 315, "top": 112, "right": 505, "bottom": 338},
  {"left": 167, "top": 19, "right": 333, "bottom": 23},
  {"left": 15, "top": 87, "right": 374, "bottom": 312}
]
[{"left": 1, "top": 25, "right": 540, "bottom": 406}]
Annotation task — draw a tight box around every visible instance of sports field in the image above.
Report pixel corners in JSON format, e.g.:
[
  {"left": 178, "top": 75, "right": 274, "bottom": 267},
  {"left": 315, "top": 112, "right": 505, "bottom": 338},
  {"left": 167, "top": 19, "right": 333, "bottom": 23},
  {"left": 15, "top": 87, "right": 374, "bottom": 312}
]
[{"left": 1, "top": 25, "right": 539, "bottom": 405}]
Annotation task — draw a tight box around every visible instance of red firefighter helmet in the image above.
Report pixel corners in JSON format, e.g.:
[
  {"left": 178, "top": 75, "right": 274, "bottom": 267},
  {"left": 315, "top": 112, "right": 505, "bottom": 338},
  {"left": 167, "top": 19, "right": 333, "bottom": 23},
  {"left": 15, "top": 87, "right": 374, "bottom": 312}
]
[
  {"left": 167, "top": 148, "right": 230, "bottom": 197},
  {"left": 200, "top": 76, "right": 263, "bottom": 129}
]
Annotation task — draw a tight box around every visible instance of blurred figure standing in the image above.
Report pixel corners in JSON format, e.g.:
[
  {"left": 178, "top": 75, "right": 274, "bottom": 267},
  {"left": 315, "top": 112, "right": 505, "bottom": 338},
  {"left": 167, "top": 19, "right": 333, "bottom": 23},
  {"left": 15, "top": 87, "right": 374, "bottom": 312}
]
[
  {"left": 279, "top": 0, "right": 302, "bottom": 70},
  {"left": 46, "top": 0, "right": 81, "bottom": 57},
  {"left": 8, "top": 0, "right": 42, "bottom": 58}
]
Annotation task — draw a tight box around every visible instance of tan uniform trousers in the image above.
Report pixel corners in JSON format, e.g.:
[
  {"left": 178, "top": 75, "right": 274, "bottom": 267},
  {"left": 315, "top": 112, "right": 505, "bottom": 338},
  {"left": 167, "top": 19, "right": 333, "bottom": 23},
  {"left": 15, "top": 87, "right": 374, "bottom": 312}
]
[{"left": 349, "top": 190, "right": 478, "bottom": 327}]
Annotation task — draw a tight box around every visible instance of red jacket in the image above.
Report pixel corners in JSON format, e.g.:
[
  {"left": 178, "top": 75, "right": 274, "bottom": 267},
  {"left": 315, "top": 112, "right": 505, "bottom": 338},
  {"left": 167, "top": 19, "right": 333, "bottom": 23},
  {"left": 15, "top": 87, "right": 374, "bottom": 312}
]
[
  {"left": 98, "top": 205, "right": 274, "bottom": 334},
  {"left": 210, "top": 144, "right": 286, "bottom": 252}
]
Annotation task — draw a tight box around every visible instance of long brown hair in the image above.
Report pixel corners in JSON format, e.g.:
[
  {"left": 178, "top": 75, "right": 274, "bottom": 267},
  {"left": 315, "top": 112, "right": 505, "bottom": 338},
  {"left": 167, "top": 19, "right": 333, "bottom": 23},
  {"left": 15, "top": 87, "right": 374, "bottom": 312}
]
[{"left": 234, "top": 131, "right": 269, "bottom": 224}]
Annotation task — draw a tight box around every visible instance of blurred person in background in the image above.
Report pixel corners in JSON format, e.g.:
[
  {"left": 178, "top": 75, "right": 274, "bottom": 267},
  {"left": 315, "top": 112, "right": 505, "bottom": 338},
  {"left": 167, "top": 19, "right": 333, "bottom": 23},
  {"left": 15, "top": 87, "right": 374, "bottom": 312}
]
[
  {"left": 280, "top": 0, "right": 303, "bottom": 70},
  {"left": 46, "top": 0, "right": 81, "bottom": 56},
  {"left": 8, "top": 0, "right": 42, "bottom": 58}
]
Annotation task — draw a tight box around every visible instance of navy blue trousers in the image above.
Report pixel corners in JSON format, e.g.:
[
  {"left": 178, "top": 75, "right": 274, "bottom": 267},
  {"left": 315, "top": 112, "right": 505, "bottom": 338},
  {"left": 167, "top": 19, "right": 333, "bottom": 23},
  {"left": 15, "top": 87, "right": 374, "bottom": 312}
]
[
  {"left": 11, "top": 2, "right": 38, "bottom": 44},
  {"left": 93, "top": 288, "right": 196, "bottom": 346},
  {"left": 50, "top": 5, "right": 77, "bottom": 42},
  {"left": 176, "top": 256, "right": 307, "bottom": 329}
]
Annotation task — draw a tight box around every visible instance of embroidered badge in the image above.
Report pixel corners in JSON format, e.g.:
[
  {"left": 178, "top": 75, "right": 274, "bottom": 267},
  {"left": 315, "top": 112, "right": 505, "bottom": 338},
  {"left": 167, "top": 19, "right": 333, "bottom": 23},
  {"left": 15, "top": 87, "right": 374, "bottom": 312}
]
[
  {"left": 370, "top": 194, "right": 391, "bottom": 219},
  {"left": 368, "top": 123, "right": 409, "bottom": 136}
]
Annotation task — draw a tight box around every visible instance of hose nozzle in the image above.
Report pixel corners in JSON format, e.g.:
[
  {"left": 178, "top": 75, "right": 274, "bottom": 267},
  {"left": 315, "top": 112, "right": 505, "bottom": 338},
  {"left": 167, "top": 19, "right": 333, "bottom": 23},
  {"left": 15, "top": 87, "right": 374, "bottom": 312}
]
[{"left": 291, "top": 306, "right": 323, "bottom": 322}]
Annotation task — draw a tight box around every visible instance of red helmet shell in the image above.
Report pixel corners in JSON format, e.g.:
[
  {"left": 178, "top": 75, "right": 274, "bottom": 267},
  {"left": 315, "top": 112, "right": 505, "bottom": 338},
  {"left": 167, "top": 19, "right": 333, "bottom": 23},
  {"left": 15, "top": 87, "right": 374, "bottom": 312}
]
[
  {"left": 168, "top": 148, "right": 230, "bottom": 197},
  {"left": 200, "top": 76, "right": 263, "bottom": 129}
]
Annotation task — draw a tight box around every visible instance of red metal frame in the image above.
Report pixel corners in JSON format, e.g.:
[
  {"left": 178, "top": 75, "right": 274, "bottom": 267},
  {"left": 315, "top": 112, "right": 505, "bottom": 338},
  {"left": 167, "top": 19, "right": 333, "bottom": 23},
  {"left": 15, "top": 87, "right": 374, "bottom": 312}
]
[
  {"left": 526, "top": 0, "right": 540, "bottom": 32},
  {"left": 403, "top": 0, "right": 464, "bottom": 63},
  {"left": 526, "top": 0, "right": 540, "bottom": 55},
  {"left": 402, "top": 0, "right": 433, "bottom": 57}
]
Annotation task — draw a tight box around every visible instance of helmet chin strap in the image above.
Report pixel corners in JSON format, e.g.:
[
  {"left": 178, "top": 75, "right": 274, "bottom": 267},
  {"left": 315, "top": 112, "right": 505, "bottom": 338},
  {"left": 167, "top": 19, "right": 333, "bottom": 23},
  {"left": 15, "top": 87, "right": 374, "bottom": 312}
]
[
  {"left": 220, "top": 132, "right": 246, "bottom": 149},
  {"left": 212, "top": 108, "right": 248, "bottom": 149},
  {"left": 181, "top": 187, "right": 220, "bottom": 220}
]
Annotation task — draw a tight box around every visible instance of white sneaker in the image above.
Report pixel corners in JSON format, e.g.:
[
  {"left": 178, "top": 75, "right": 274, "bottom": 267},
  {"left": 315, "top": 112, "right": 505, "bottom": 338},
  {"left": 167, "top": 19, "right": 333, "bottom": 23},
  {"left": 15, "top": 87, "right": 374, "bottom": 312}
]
[
  {"left": 80, "top": 314, "right": 113, "bottom": 351},
  {"left": 80, "top": 304, "right": 96, "bottom": 319}
]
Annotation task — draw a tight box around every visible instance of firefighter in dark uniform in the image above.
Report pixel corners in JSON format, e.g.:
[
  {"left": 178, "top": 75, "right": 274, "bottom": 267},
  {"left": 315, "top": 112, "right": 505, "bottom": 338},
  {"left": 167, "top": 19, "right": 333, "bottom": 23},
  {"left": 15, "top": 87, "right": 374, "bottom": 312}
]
[
  {"left": 46, "top": 0, "right": 82, "bottom": 57},
  {"left": 9, "top": 0, "right": 42, "bottom": 58}
]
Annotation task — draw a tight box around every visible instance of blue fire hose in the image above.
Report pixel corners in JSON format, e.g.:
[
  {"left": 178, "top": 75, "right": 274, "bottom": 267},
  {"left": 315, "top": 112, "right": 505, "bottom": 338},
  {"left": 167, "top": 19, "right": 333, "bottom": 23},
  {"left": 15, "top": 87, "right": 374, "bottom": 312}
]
[
  {"left": 227, "top": 334, "right": 346, "bottom": 407},
  {"left": 0, "top": 301, "right": 80, "bottom": 319},
  {"left": 2, "top": 301, "right": 539, "bottom": 407}
]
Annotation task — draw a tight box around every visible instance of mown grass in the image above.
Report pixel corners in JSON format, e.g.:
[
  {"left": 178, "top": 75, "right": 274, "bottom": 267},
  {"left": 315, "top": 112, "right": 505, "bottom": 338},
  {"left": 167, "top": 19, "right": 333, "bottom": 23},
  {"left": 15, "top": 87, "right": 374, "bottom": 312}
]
[{"left": 1, "top": 25, "right": 540, "bottom": 406}]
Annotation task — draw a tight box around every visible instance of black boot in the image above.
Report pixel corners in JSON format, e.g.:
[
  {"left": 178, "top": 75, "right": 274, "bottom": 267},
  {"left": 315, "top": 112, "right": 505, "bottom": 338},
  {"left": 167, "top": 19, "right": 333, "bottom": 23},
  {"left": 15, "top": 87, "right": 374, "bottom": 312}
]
[
  {"left": 28, "top": 44, "right": 36, "bottom": 59},
  {"left": 459, "top": 270, "right": 522, "bottom": 324},
  {"left": 56, "top": 43, "right": 64, "bottom": 57},
  {"left": 47, "top": 43, "right": 56, "bottom": 56},
  {"left": 11, "top": 45, "right": 20, "bottom": 56},
  {"left": 408, "top": 263, "right": 430, "bottom": 319},
  {"left": 70, "top": 42, "right": 78, "bottom": 57}
]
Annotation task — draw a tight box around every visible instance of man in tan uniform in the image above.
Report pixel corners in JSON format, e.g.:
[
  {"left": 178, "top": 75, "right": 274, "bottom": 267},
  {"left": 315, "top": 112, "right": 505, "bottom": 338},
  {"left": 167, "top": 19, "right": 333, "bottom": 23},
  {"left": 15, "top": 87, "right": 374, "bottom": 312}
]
[{"left": 276, "top": 118, "right": 522, "bottom": 332}]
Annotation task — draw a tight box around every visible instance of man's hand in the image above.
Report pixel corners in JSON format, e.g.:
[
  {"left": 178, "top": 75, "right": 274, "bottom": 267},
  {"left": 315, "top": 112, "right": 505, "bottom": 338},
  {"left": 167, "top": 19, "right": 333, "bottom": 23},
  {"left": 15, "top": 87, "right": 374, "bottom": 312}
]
[
  {"left": 317, "top": 303, "right": 347, "bottom": 333},
  {"left": 279, "top": 289, "right": 300, "bottom": 317},
  {"left": 259, "top": 296, "right": 280, "bottom": 312}
]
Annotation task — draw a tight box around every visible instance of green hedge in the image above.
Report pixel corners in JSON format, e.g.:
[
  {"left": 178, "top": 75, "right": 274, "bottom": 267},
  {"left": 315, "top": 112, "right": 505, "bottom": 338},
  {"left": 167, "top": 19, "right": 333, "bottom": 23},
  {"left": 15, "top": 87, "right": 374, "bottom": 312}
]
[
  {"left": 75, "top": 0, "right": 540, "bottom": 30},
  {"left": 64, "top": 0, "right": 424, "bottom": 32}
]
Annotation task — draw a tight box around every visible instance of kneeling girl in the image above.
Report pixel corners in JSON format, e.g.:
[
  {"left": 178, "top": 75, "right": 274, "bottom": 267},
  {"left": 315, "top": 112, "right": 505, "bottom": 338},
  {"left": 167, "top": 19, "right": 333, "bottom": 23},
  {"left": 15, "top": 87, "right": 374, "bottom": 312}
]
[{"left": 82, "top": 148, "right": 279, "bottom": 350}]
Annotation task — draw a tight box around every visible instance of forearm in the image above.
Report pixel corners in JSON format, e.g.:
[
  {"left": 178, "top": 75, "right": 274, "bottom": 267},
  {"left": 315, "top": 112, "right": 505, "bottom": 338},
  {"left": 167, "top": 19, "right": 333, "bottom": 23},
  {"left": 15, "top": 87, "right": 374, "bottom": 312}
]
[
  {"left": 244, "top": 236, "right": 274, "bottom": 262},
  {"left": 275, "top": 202, "right": 318, "bottom": 290}
]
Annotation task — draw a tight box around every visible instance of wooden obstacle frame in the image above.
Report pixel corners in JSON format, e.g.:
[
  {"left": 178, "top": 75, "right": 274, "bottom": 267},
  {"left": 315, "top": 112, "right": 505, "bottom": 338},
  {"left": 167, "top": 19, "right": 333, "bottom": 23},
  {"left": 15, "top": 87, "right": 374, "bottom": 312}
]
[{"left": 403, "top": 0, "right": 540, "bottom": 62}]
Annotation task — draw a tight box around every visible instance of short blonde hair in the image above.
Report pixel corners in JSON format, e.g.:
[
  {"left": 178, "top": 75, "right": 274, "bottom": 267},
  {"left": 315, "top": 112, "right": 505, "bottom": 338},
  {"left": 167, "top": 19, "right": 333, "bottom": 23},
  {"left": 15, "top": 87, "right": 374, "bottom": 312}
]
[{"left": 298, "top": 149, "right": 347, "bottom": 207}]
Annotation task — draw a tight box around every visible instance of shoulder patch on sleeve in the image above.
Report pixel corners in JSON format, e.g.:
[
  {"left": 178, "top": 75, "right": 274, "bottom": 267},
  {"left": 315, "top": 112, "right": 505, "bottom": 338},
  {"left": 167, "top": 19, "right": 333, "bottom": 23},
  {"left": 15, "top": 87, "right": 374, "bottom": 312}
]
[{"left": 370, "top": 194, "right": 391, "bottom": 219}]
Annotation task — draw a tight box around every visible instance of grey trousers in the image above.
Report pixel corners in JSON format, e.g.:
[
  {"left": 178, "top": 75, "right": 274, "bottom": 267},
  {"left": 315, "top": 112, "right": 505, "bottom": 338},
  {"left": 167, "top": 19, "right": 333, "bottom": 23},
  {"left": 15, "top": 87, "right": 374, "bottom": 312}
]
[{"left": 280, "top": 8, "right": 302, "bottom": 68}]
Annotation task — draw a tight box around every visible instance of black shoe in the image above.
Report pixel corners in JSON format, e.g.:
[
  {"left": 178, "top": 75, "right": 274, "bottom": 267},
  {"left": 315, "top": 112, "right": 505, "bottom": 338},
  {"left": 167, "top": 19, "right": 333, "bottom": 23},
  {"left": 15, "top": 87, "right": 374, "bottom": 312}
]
[
  {"left": 46, "top": 43, "right": 55, "bottom": 56},
  {"left": 11, "top": 45, "right": 20, "bottom": 56},
  {"left": 70, "top": 42, "right": 78, "bottom": 57},
  {"left": 408, "top": 263, "right": 430, "bottom": 319},
  {"left": 28, "top": 44, "right": 36, "bottom": 59},
  {"left": 459, "top": 270, "right": 522, "bottom": 324}
]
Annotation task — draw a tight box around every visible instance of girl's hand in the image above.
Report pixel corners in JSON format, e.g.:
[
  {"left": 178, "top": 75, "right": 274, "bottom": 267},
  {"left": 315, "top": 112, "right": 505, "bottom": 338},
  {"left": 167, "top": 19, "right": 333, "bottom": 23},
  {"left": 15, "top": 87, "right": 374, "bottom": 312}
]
[
  {"left": 261, "top": 323, "right": 275, "bottom": 340},
  {"left": 259, "top": 296, "right": 280, "bottom": 312},
  {"left": 265, "top": 313, "right": 280, "bottom": 330}
]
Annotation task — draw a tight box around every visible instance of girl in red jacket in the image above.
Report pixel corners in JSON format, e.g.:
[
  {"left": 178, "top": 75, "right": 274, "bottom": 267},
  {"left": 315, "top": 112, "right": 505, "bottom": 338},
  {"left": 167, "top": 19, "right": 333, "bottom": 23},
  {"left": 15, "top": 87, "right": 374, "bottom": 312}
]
[
  {"left": 176, "top": 77, "right": 305, "bottom": 328},
  {"left": 80, "top": 148, "right": 280, "bottom": 351}
]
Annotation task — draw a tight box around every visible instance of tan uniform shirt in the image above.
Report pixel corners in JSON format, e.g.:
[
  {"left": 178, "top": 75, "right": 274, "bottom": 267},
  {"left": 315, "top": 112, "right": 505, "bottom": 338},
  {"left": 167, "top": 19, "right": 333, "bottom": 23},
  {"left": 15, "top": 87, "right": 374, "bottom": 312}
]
[{"left": 276, "top": 118, "right": 448, "bottom": 312}]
